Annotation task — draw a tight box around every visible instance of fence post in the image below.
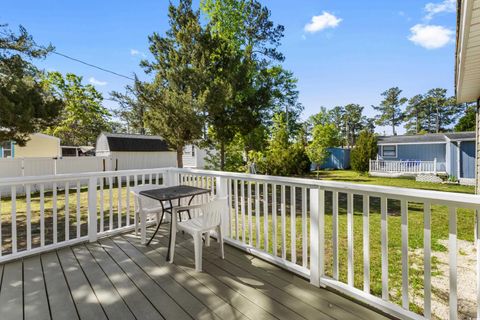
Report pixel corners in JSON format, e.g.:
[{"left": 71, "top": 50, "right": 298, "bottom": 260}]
[
  {"left": 369, "top": 160, "right": 371, "bottom": 172},
  {"left": 434, "top": 158, "right": 437, "bottom": 175},
  {"left": 88, "top": 177, "right": 98, "bottom": 242},
  {"left": 310, "top": 187, "right": 325, "bottom": 287},
  {"left": 216, "top": 176, "right": 229, "bottom": 235}
]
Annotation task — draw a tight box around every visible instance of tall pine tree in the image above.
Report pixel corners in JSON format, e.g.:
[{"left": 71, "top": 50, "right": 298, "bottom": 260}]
[{"left": 373, "top": 87, "right": 406, "bottom": 135}]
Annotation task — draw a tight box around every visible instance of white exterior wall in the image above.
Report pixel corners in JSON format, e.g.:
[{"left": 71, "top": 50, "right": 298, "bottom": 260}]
[
  {"left": 182, "top": 145, "right": 210, "bottom": 169},
  {"left": 110, "top": 151, "right": 177, "bottom": 170}
]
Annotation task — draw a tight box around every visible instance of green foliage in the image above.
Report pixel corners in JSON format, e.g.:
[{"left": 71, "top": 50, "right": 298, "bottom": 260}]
[
  {"left": 204, "top": 133, "right": 246, "bottom": 172},
  {"left": 306, "top": 123, "right": 340, "bottom": 170},
  {"left": 423, "top": 88, "right": 460, "bottom": 133},
  {"left": 404, "top": 94, "right": 425, "bottom": 134},
  {"left": 141, "top": 0, "right": 207, "bottom": 167},
  {"left": 110, "top": 75, "right": 148, "bottom": 134},
  {"left": 454, "top": 104, "right": 476, "bottom": 132},
  {"left": 0, "top": 24, "right": 61, "bottom": 145},
  {"left": 43, "top": 72, "right": 111, "bottom": 146},
  {"left": 261, "top": 113, "right": 309, "bottom": 176},
  {"left": 350, "top": 130, "right": 378, "bottom": 173},
  {"left": 373, "top": 87, "right": 407, "bottom": 135}
]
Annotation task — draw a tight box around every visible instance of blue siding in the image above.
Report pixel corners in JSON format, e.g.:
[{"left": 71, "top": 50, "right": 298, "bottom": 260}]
[
  {"left": 312, "top": 148, "right": 350, "bottom": 170},
  {"left": 450, "top": 142, "right": 458, "bottom": 177},
  {"left": 381, "top": 143, "right": 446, "bottom": 172},
  {"left": 460, "top": 141, "right": 475, "bottom": 178}
]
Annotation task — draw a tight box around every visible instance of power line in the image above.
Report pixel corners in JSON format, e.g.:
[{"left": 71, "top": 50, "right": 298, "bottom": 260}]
[{"left": 0, "top": 30, "right": 136, "bottom": 81}]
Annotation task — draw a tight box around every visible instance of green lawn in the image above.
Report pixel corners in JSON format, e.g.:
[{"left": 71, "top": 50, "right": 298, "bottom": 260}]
[{"left": 0, "top": 171, "right": 475, "bottom": 317}]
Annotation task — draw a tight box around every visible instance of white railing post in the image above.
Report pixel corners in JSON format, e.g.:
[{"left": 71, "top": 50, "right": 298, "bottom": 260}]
[
  {"left": 369, "top": 160, "right": 372, "bottom": 172},
  {"left": 88, "top": 176, "right": 98, "bottom": 242},
  {"left": 434, "top": 158, "right": 437, "bottom": 174},
  {"left": 216, "top": 176, "right": 229, "bottom": 235},
  {"left": 164, "top": 168, "right": 179, "bottom": 187},
  {"left": 310, "top": 187, "right": 324, "bottom": 287}
]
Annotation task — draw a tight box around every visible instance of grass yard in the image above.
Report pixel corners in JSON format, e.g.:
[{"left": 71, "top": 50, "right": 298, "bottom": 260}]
[{"left": 0, "top": 171, "right": 476, "bottom": 318}]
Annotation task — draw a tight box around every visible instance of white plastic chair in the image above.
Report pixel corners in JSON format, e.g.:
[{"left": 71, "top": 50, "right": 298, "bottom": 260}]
[
  {"left": 169, "top": 197, "right": 227, "bottom": 272},
  {"left": 131, "top": 184, "right": 170, "bottom": 244}
]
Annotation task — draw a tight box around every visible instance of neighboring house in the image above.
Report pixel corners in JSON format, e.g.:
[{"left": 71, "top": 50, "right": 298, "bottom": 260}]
[
  {"left": 373, "top": 132, "right": 475, "bottom": 183},
  {"left": 456, "top": 0, "right": 480, "bottom": 191},
  {"left": 96, "top": 133, "right": 177, "bottom": 170},
  {"left": 310, "top": 147, "right": 351, "bottom": 170},
  {"left": 61, "top": 146, "right": 95, "bottom": 157},
  {"left": 182, "top": 144, "right": 209, "bottom": 169},
  {"left": 0, "top": 133, "right": 61, "bottom": 158}
]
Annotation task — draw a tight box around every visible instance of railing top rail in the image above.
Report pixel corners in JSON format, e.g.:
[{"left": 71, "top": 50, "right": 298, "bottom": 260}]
[
  {"left": 171, "top": 168, "right": 480, "bottom": 207},
  {"left": 0, "top": 167, "right": 168, "bottom": 186}
]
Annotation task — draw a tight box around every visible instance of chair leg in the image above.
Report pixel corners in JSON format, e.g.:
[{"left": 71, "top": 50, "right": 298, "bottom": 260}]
[
  {"left": 217, "top": 226, "right": 224, "bottom": 259},
  {"left": 169, "top": 221, "right": 176, "bottom": 264},
  {"left": 205, "top": 230, "right": 211, "bottom": 247},
  {"left": 140, "top": 212, "right": 147, "bottom": 245},
  {"left": 194, "top": 232, "right": 203, "bottom": 272}
]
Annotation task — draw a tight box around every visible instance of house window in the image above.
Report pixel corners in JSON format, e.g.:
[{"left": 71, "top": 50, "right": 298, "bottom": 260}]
[
  {"left": 382, "top": 145, "right": 397, "bottom": 157},
  {"left": 191, "top": 145, "right": 195, "bottom": 157},
  {"left": 0, "top": 141, "right": 12, "bottom": 158}
]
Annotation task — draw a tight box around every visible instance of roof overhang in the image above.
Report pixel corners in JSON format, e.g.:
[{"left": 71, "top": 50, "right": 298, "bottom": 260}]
[{"left": 455, "top": 0, "right": 480, "bottom": 103}]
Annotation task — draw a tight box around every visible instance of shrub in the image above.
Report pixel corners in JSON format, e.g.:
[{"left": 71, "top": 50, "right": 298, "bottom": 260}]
[{"left": 351, "top": 130, "right": 377, "bottom": 172}]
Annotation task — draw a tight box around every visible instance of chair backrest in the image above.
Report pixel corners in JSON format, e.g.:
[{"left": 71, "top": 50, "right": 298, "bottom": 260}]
[
  {"left": 131, "top": 184, "right": 164, "bottom": 211},
  {"left": 200, "top": 196, "right": 228, "bottom": 228}
]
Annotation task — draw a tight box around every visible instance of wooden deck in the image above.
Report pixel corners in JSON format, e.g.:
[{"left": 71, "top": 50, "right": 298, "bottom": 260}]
[{"left": 0, "top": 226, "right": 390, "bottom": 320}]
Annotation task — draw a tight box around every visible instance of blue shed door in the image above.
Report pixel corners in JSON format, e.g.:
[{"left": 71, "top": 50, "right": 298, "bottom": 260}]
[{"left": 460, "top": 141, "right": 475, "bottom": 178}]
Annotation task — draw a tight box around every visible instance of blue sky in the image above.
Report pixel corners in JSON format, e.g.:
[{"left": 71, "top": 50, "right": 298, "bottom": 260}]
[{"left": 2, "top": 0, "right": 457, "bottom": 134}]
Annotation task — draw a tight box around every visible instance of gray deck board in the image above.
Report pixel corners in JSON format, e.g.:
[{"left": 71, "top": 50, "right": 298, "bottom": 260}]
[
  {"left": 0, "top": 260, "right": 23, "bottom": 320},
  {"left": 23, "top": 256, "right": 50, "bottom": 320},
  {"left": 72, "top": 245, "right": 136, "bottom": 320},
  {"left": 0, "top": 228, "right": 390, "bottom": 320},
  {"left": 41, "top": 251, "right": 79, "bottom": 320},
  {"left": 57, "top": 247, "right": 107, "bottom": 320},
  {"left": 86, "top": 241, "right": 164, "bottom": 320},
  {"left": 121, "top": 233, "right": 250, "bottom": 320}
]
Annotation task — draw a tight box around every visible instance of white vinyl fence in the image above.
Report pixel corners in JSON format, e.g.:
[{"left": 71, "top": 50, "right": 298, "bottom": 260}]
[{"left": 0, "top": 167, "right": 479, "bottom": 319}]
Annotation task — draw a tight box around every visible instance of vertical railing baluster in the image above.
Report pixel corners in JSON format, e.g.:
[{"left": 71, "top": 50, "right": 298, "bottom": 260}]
[
  {"left": 0, "top": 191, "right": 2, "bottom": 256},
  {"left": 363, "top": 194, "right": 370, "bottom": 294},
  {"left": 476, "top": 208, "right": 480, "bottom": 320},
  {"left": 228, "top": 179, "right": 232, "bottom": 237},
  {"left": 347, "top": 193, "right": 354, "bottom": 287},
  {"left": 118, "top": 175, "right": 122, "bottom": 229},
  {"left": 291, "top": 186, "right": 296, "bottom": 264},
  {"left": 333, "top": 191, "right": 339, "bottom": 280},
  {"left": 247, "top": 182, "right": 252, "bottom": 246},
  {"left": 11, "top": 186, "right": 17, "bottom": 254},
  {"left": 272, "top": 184, "right": 278, "bottom": 257},
  {"left": 234, "top": 179, "right": 239, "bottom": 241},
  {"left": 241, "top": 180, "right": 246, "bottom": 243},
  {"left": 449, "top": 207, "right": 457, "bottom": 320},
  {"left": 255, "top": 182, "right": 260, "bottom": 248},
  {"left": 126, "top": 175, "right": 130, "bottom": 226},
  {"left": 65, "top": 182, "right": 69, "bottom": 241},
  {"left": 424, "top": 201, "right": 432, "bottom": 319},
  {"left": 281, "top": 185, "right": 286, "bottom": 260},
  {"left": 302, "top": 187, "right": 307, "bottom": 268},
  {"left": 100, "top": 178, "right": 104, "bottom": 232},
  {"left": 401, "top": 199, "right": 409, "bottom": 309},
  {"left": 76, "top": 181, "right": 81, "bottom": 238},
  {"left": 263, "top": 183, "right": 269, "bottom": 252},
  {"left": 381, "top": 196, "right": 388, "bottom": 300},
  {"left": 26, "top": 185, "right": 32, "bottom": 250},
  {"left": 53, "top": 183, "right": 57, "bottom": 244},
  {"left": 40, "top": 184, "right": 45, "bottom": 247},
  {"left": 109, "top": 177, "right": 113, "bottom": 231}
]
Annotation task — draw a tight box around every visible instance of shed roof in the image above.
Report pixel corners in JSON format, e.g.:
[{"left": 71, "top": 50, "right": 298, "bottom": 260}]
[
  {"left": 101, "top": 133, "right": 171, "bottom": 152},
  {"left": 378, "top": 132, "right": 475, "bottom": 145}
]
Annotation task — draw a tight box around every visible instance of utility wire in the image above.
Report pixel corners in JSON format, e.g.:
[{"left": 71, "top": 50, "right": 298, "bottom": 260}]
[{"left": 1, "top": 30, "right": 136, "bottom": 81}]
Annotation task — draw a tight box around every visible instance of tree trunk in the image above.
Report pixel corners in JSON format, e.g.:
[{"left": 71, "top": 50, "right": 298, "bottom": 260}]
[
  {"left": 436, "top": 107, "right": 440, "bottom": 133},
  {"left": 220, "top": 141, "right": 225, "bottom": 171},
  {"left": 176, "top": 145, "right": 183, "bottom": 168}
]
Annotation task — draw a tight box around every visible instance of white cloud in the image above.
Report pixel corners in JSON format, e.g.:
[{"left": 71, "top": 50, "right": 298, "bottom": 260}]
[
  {"left": 304, "top": 12, "right": 342, "bottom": 33},
  {"left": 89, "top": 77, "right": 107, "bottom": 86},
  {"left": 408, "top": 24, "right": 454, "bottom": 49},
  {"left": 424, "top": 0, "right": 456, "bottom": 20},
  {"left": 130, "top": 49, "right": 140, "bottom": 56}
]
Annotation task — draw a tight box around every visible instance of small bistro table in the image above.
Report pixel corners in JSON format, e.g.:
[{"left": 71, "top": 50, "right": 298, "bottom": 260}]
[{"left": 139, "top": 185, "right": 211, "bottom": 260}]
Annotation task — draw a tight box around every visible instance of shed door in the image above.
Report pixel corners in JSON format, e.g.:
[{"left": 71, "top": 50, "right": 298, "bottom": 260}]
[{"left": 460, "top": 141, "right": 475, "bottom": 178}]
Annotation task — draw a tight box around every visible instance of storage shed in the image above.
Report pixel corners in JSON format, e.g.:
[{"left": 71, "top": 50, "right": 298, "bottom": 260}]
[
  {"left": 1, "top": 133, "right": 61, "bottom": 158},
  {"left": 96, "top": 133, "right": 177, "bottom": 170}
]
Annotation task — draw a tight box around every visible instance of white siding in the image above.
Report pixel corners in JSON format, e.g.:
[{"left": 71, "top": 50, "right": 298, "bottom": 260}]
[{"left": 111, "top": 151, "right": 177, "bottom": 170}]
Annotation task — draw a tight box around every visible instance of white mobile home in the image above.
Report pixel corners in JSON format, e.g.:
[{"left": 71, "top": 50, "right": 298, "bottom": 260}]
[
  {"left": 96, "top": 133, "right": 177, "bottom": 170},
  {"left": 182, "top": 144, "right": 209, "bottom": 168}
]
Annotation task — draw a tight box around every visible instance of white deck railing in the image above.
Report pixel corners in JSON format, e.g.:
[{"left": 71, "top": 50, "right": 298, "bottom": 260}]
[
  {"left": 369, "top": 159, "right": 445, "bottom": 174},
  {"left": 0, "top": 167, "right": 479, "bottom": 319}
]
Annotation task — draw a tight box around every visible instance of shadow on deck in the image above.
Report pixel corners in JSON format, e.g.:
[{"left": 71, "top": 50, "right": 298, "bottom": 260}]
[{"left": 0, "top": 226, "right": 391, "bottom": 320}]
